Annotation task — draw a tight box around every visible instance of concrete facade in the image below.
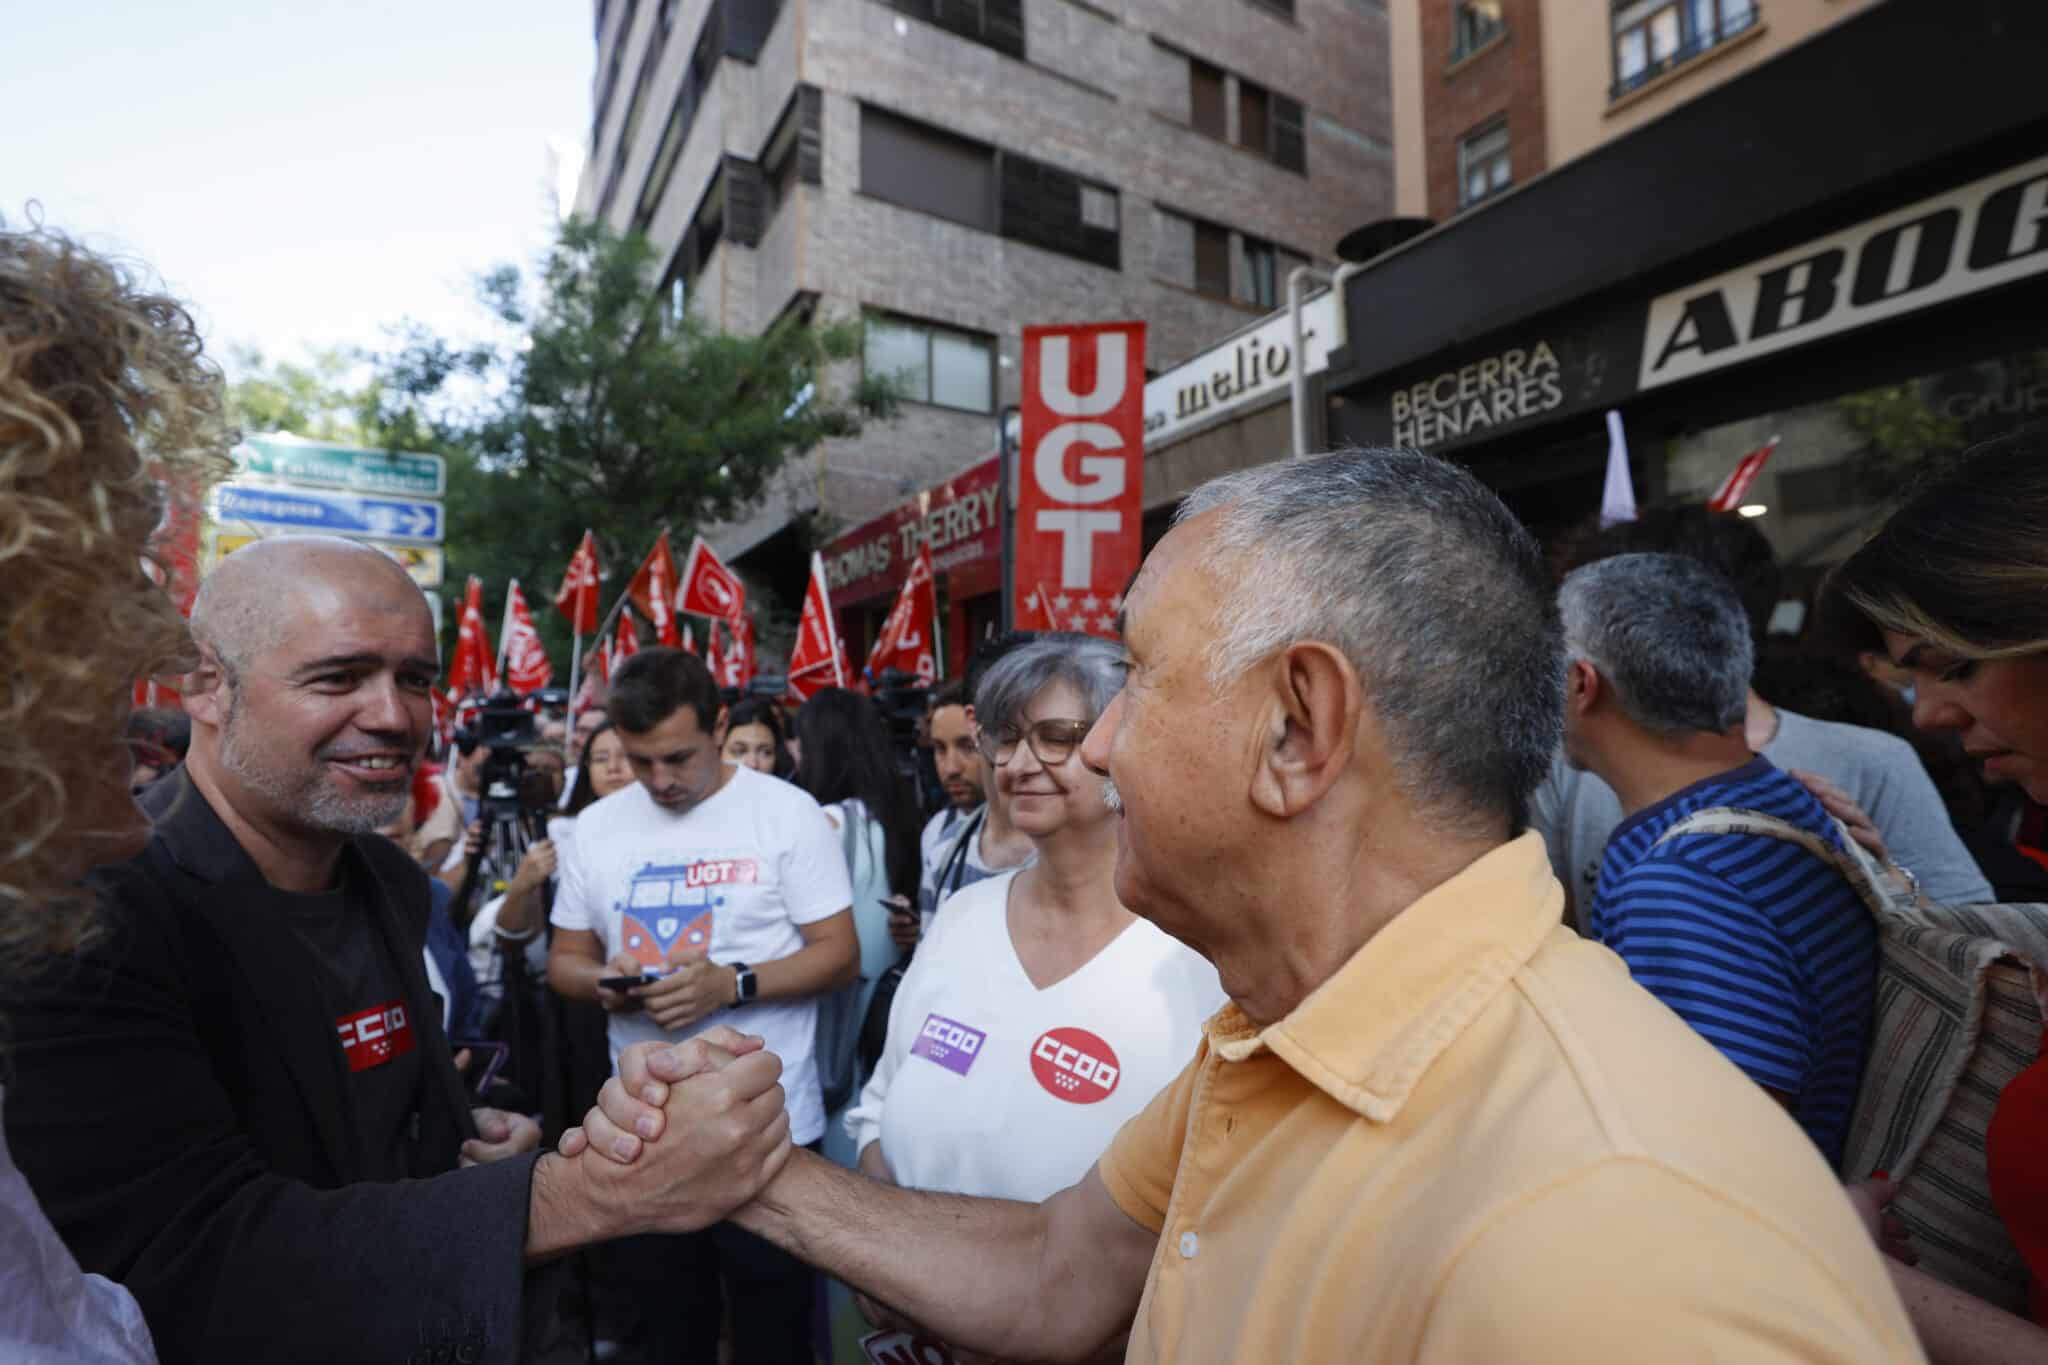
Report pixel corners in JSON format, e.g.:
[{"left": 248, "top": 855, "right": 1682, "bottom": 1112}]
[{"left": 575, "top": 0, "right": 1394, "bottom": 559}]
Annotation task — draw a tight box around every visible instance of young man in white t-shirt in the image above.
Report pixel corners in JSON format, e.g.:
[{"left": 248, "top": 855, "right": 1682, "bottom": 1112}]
[{"left": 548, "top": 648, "right": 855, "bottom": 1364}]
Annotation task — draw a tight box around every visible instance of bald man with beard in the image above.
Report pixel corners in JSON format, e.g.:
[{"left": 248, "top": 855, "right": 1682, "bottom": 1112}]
[{"left": 4, "top": 537, "right": 796, "bottom": 1365}]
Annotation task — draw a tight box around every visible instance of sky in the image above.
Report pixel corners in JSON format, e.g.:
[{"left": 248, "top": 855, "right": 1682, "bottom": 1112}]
[{"left": 3, "top": 2, "right": 592, "bottom": 379}]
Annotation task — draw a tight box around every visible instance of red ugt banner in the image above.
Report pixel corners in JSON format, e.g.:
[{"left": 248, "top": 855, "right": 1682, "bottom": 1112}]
[{"left": 1015, "top": 322, "right": 1146, "bottom": 638}]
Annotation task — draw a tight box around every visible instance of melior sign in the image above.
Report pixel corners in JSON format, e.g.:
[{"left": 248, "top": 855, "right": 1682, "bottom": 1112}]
[{"left": 1015, "top": 322, "right": 1146, "bottom": 637}]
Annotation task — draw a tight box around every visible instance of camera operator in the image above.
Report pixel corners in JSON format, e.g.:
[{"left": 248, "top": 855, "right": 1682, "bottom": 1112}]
[{"left": 441, "top": 696, "right": 580, "bottom": 1051}]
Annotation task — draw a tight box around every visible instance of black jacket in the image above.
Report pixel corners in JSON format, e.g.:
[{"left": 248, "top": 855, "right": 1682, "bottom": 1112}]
[{"left": 4, "top": 774, "right": 541, "bottom": 1364}]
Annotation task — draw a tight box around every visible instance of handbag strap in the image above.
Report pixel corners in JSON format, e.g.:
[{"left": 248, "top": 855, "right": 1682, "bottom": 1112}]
[{"left": 1650, "top": 805, "right": 1904, "bottom": 924}]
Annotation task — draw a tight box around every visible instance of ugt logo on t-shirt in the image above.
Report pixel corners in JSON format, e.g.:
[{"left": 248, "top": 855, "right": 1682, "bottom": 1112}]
[
  {"left": 1030, "top": 1027, "right": 1120, "bottom": 1104},
  {"left": 620, "top": 857, "right": 757, "bottom": 965}
]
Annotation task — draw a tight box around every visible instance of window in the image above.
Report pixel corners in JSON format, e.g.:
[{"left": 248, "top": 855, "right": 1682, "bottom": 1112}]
[
  {"left": 1163, "top": 210, "right": 1304, "bottom": 307},
  {"left": 861, "top": 106, "right": 997, "bottom": 231},
  {"left": 1194, "top": 222, "right": 1231, "bottom": 298},
  {"left": 1243, "top": 236, "right": 1278, "bottom": 309},
  {"left": 1179, "top": 48, "right": 1307, "bottom": 175},
  {"left": 1457, "top": 119, "right": 1511, "bottom": 209},
  {"left": 1238, "top": 80, "right": 1270, "bottom": 154},
  {"left": 1452, "top": 1, "right": 1505, "bottom": 61},
  {"left": 861, "top": 104, "right": 1122, "bottom": 270},
  {"left": 1190, "top": 60, "right": 1227, "bottom": 139},
  {"left": 1080, "top": 185, "right": 1118, "bottom": 232},
  {"left": 865, "top": 317, "right": 995, "bottom": 413},
  {"left": 1000, "top": 154, "right": 1121, "bottom": 270},
  {"left": 880, "top": 0, "right": 1025, "bottom": 61},
  {"left": 1611, "top": 0, "right": 1762, "bottom": 98}
]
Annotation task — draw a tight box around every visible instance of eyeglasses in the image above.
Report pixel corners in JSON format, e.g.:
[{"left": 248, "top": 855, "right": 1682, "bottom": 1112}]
[{"left": 975, "top": 719, "right": 1092, "bottom": 767}]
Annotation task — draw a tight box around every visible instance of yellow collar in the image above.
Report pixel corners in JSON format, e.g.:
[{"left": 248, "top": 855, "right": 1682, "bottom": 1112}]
[{"left": 1209, "top": 832, "right": 1563, "bottom": 1123}]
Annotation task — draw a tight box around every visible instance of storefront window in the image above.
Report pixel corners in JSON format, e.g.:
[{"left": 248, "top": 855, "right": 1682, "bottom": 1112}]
[{"left": 1655, "top": 348, "right": 2048, "bottom": 596}]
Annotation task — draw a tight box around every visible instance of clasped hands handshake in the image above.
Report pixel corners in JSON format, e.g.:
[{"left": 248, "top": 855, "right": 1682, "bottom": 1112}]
[{"left": 550, "top": 1027, "right": 795, "bottom": 1238}]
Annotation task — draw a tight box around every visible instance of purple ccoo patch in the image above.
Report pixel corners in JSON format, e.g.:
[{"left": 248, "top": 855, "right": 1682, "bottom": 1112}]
[{"left": 909, "top": 1013, "right": 986, "bottom": 1077}]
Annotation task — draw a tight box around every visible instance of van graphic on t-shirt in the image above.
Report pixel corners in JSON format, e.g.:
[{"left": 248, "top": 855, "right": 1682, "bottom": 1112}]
[{"left": 618, "top": 857, "right": 758, "bottom": 966}]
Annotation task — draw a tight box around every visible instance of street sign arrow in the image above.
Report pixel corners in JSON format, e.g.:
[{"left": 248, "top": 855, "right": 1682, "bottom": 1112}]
[{"left": 213, "top": 483, "right": 445, "bottom": 544}]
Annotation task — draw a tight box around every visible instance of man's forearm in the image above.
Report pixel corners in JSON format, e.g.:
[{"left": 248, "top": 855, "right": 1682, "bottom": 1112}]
[
  {"left": 548, "top": 952, "right": 609, "bottom": 1005},
  {"left": 498, "top": 884, "right": 545, "bottom": 937},
  {"left": 734, "top": 1149, "right": 1086, "bottom": 1361}
]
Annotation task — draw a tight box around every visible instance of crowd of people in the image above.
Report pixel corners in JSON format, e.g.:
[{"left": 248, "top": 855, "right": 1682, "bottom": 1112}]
[{"left": 8, "top": 226, "right": 2048, "bottom": 1365}]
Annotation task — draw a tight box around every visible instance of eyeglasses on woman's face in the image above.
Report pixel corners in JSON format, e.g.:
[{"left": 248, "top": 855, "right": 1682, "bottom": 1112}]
[{"left": 975, "top": 718, "right": 1092, "bottom": 768}]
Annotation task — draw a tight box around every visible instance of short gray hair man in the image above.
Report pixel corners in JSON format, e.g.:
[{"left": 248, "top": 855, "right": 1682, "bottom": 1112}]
[
  {"left": 1559, "top": 552, "right": 1754, "bottom": 739},
  {"left": 1179, "top": 448, "right": 1563, "bottom": 835}
]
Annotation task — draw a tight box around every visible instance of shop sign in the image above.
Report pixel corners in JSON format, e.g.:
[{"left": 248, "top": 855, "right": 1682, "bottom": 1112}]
[
  {"left": 1348, "top": 302, "right": 1640, "bottom": 451},
  {"left": 823, "top": 457, "right": 1001, "bottom": 604},
  {"left": 1143, "top": 290, "right": 1339, "bottom": 447},
  {"left": 1641, "top": 154, "right": 2048, "bottom": 391}
]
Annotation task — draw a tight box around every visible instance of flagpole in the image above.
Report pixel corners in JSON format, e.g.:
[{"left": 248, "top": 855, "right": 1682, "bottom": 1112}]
[
  {"left": 564, "top": 627, "right": 583, "bottom": 751},
  {"left": 495, "top": 579, "right": 516, "bottom": 686},
  {"left": 593, "top": 583, "right": 634, "bottom": 648}
]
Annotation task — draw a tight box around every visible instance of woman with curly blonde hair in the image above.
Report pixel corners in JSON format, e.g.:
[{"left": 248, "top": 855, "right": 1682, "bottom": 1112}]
[{"left": 0, "top": 217, "right": 233, "bottom": 1361}]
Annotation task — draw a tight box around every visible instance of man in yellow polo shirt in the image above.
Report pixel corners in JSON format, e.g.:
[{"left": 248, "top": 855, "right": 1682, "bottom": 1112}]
[{"left": 569, "top": 449, "right": 1922, "bottom": 1363}]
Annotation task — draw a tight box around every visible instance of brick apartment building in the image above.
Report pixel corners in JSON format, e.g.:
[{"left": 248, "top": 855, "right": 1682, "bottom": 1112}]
[
  {"left": 1324, "top": 0, "right": 2046, "bottom": 609},
  {"left": 573, "top": 0, "right": 1393, "bottom": 644}
]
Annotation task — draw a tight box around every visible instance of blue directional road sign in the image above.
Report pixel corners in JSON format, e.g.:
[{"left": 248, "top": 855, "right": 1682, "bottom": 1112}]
[{"left": 214, "top": 483, "right": 444, "bottom": 544}]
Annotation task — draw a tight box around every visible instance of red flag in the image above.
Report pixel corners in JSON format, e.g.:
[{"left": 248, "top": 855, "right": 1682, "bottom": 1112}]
[
  {"left": 448, "top": 576, "right": 497, "bottom": 700},
  {"left": 574, "top": 644, "right": 605, "bottom": 714},
  {"left": 678, "top": 535, "right": 746, "bottom": 623},
  {"left": 720, "top": 617, "right": 754, "bottom": 689},
  {"left": 681, "top": 621, "right": 698, "bottom": 656},
  {"left": 1014, "top": 322, "right": 1145, "bottom": 639},
  {"left": 611, "top": 613, "right": 640, "bottom": 676},
  {"left": 628, "top": 533, "right": 683, "bottom": 647},
  {"left": 554, "top": 530, "right": 603, "bottom": 634},
  {"left": 864, "top": 541, "right": 938, "bottom": 685},
  {"left": 1706, "top": 436, "right": 1781, "bottom": 513},
  {"left": 785, "top": 553, "right": 846, "bottom": 702},
  {"left": 502, "top": 582, "right": 553, "bottom": 695}
]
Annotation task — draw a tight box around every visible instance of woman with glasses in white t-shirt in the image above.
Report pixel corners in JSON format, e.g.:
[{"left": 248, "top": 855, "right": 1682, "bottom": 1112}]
[{"left": 845, "top": 634, "right": 1224, "bottom": 1228}]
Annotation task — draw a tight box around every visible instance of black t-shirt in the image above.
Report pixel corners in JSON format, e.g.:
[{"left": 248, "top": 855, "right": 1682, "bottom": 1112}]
[{"left": 279, "top": 867, "right": 425, "bottom": 1181}]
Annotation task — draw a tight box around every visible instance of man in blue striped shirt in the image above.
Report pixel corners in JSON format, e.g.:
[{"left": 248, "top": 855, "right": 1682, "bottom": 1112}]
[{"left": 1560, "top": 552, "right": 1876, "bottom": 1166}]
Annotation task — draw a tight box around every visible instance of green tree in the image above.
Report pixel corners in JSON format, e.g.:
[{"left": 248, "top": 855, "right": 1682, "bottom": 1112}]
[
  {"left": 225, "top": 345, "right": 389, "bottom": 446},
  {"left": 373, "top": 217, "right": 897, "bottom": 674}
]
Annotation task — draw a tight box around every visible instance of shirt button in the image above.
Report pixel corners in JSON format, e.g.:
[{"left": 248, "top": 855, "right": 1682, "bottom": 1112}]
[{"left": 1179, "top": 1231, "right": 1200, "bottom": 1259}]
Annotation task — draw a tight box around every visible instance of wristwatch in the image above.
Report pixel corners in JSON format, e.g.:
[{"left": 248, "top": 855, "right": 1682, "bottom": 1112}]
[{"left": 731, "top": 962, "right": 758, "bottom": 1006}]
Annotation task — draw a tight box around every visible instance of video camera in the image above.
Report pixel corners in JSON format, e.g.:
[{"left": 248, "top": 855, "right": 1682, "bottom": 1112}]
[
  {"left": 871, "top": 668, "right": 940, "bottom": 813},
  {"left": 460, "top": 691, "right": 555, "bottom": 822}
]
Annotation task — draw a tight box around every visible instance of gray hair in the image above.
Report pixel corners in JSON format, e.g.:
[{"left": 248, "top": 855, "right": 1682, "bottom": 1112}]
[
  {"left": 1559, "top": 552, "right": 1753, "bottom": 737},
  {"left": 973, "top": 633, "right": 1125, "bottom": 735},
  {"left": 1177, "top": 448, "right": 1562, "bottom": 836}
]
